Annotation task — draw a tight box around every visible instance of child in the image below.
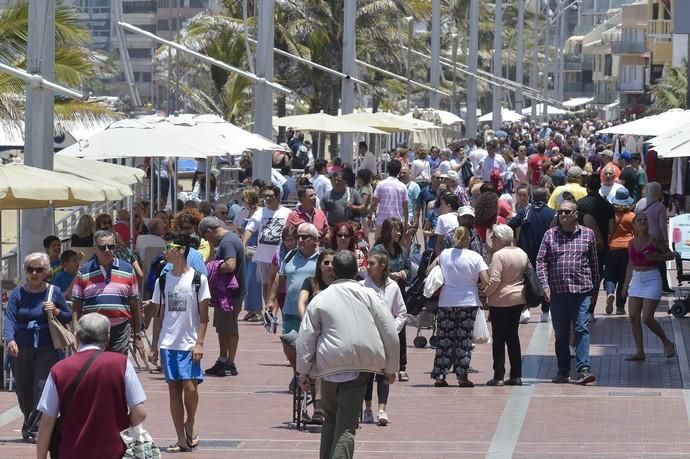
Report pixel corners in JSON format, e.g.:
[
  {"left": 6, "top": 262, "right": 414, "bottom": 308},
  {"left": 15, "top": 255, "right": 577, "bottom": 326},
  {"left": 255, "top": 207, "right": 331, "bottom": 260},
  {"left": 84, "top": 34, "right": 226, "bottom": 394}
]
[
  {"left": 52, "top": 250, "right": 79, "bottom": 299},
  {"left": 264, "top": 226, "right": 298, "bottom": 333},
  {"left": 43, "top": 235, "right": 62, "bottom": 279},
  {"left": 149, "top": 232, "right": 211, "bottom": 452}
]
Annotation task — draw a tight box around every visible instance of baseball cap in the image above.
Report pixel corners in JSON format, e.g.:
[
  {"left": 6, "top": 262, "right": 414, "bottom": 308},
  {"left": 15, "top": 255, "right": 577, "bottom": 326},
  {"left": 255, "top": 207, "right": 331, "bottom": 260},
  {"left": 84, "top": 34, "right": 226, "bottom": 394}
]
[
  {"left": 446, "top": 170, "right": 459, "bottom": 182},
  {"left": 601, "top": 149, "right": 613, "bottom": 157},
  {"left": 457, "top": 206, "right": 475, "bottom": 217},
  {"left": 567, "top": 166, "right": 583, "bottom": 178},
  {"left": 619, "top": 151, "right": 632, "bottom": 162},
  {"left": 198, "top": 216, "right": 223, "bottom": 236}
]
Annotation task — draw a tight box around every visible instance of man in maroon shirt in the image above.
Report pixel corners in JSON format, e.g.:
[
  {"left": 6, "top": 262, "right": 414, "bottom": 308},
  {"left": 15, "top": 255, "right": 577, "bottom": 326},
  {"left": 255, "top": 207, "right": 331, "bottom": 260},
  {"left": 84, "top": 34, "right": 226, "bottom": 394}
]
[
  {"left": 286, "top": 188, "right": 328, "bottom": 239},
  {"left": 527, "top": 143, "right": 547, "bottom": 188}
]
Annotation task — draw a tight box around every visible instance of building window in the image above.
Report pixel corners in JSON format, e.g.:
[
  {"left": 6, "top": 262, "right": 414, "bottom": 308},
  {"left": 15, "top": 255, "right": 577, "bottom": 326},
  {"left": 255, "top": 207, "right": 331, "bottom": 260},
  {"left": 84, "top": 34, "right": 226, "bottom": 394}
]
[
  {"left": 124, "top": 24, "right": 157, "bottom": 34},
  {"left": 122, "top": 1, "right": 156, "bottom": 14},
  {"left": 604, "top": 55, "right": 612, "bottom": 76}
]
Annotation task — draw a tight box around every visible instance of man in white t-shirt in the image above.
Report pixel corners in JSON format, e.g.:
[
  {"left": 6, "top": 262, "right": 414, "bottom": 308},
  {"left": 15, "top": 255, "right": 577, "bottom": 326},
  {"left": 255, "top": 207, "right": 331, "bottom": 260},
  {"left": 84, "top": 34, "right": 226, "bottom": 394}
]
[
  {"left": 433, "top": 193, "right": 460, "bottom": 254},
  {"left": 243, "top": 184, "right": 292, "bottom": 303},
  {"left": 150, "top": 231, "right": 211, "bottom": 452},
  {"left": 356, "top": 141, "right": 377, "bottom": 175}
]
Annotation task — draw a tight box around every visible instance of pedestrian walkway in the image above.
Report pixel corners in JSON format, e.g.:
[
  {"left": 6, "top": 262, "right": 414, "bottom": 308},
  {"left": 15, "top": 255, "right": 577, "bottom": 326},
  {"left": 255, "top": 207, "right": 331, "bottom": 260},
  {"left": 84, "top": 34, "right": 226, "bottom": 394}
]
[{"left": 2, "top": 293, "right": 690, "bottom": 458}]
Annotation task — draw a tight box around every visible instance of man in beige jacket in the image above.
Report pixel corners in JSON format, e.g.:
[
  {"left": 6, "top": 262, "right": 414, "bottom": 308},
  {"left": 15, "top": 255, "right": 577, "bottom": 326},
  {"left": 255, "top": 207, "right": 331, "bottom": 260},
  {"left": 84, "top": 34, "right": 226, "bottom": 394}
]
[{"left": 296, "top": 250, "right": 399, "bottom": 459}]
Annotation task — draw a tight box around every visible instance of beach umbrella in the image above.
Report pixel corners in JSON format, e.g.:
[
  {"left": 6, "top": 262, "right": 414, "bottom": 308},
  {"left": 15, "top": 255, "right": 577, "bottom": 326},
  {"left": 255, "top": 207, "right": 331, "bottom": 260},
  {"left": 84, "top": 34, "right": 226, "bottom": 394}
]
[
  {"left": 275, "top": 111, "right": 387, "bottom": 134},
  {"left": 54, "top": 156, "right": 145, "bottom": 186}
]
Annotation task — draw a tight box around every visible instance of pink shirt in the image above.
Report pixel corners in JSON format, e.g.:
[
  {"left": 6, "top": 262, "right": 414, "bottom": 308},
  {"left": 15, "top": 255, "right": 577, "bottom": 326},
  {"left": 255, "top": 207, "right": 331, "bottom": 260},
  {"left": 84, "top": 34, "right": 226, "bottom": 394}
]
[{"left": 373, "top": 177, "right": 408, "bottom": 226}]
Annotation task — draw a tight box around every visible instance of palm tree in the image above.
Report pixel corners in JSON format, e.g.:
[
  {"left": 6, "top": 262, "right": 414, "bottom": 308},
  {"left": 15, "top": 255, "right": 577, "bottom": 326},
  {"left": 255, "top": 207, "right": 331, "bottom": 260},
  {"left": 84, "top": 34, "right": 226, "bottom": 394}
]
[
  {"left": 648, "top": 64, "right": 687, "bottom": 113},
  {"left": 0, "top": 0, "right": 117, "bottom": 126}
]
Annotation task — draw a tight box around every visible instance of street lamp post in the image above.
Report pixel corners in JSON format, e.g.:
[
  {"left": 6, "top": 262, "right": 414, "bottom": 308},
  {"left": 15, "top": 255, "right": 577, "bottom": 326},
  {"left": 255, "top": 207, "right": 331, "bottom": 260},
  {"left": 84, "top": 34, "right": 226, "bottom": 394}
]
[
  {"left": 406, "top": 16, "right": 413, "bottom": 111},
  {"left": 492, "top": 0, "right": 503, "bottom": 131},
  {"left": 515, "top": 0, "right": 525, "bottom": 114},
  {"left": 466, "top": 0, "right": 479, "bottom": 139},
  {"left": 429, "top": 0, "right": 441, "bottom": 108},
  {"left": 542, "top": 6, "right": 550, "bottom": 123},
  {"left": 253, "top": 0, "right": 274, "bottom": 182},
  {"left": 340, "top": 0, "right": 356, "bottom": 164},
  {"left": 451, "top": 27, "right": 459, "bottom": 114}
]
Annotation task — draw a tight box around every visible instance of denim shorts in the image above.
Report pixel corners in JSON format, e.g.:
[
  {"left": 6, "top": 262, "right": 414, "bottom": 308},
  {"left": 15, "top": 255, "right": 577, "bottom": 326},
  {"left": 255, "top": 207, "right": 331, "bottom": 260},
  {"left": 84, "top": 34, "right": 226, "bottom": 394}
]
[{"left": 160, "top": 349, "right": 203, "bottom": 383}]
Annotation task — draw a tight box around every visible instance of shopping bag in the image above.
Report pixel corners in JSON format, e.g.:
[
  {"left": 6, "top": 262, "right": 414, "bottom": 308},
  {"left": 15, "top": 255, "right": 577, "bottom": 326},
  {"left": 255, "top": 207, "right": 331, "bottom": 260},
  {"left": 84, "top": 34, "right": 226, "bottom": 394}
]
[
  {"left": 121, "top": 424, "right": 161, "bottom": 459},
  {"left": 473, "top": 309, "right": 491, "bottom": 344}
]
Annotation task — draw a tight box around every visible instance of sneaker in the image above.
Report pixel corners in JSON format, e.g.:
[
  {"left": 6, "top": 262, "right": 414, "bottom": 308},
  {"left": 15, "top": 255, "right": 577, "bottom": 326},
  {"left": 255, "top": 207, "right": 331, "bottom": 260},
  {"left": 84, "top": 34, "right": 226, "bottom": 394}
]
[
  {"left": 575, "top": 368, "right": 596, "bottom": 385},
  {"left": 552, "top": 370, "right": 570, "bottom": 384},
  {"left": 569, "top": 345, "right": 576, "bottom": 358},
  {"left": 540, "top": 311, "right": 550, "bottom": 323},
  {"left": 225, "top": 361, "right": 239, "bottom": 376},
  {"left": 205, "top": 360, "right": 227, "bottom": 377},
  {"left": 362, "top": 408, "right": 375, "bottom": 424},
  {"left": 615, "top": 308, "right": 626, "bottom": 315},
  {"left": 398, "top": 371, "right": 409, "bottom": 382},
  {"left": 486, "top": 378, "right": 504, "bottom": 386},
  {"left": 242, "top": 311, "right": 257, "bottom": 321},
  {"left": 588, "top": 312, "right": 597, "bottom": 323},
  {"left": 504, "top": 378, "right": 523, "bottom": 386},
  {"left": 519, "top": 309, "right": 531, "bottom": 324},
  {"left": 605, "top": 294, "right": 615, "bottom": 314},
  {"left": 377, "top": 410, "right": 389, "bottom": 426}
]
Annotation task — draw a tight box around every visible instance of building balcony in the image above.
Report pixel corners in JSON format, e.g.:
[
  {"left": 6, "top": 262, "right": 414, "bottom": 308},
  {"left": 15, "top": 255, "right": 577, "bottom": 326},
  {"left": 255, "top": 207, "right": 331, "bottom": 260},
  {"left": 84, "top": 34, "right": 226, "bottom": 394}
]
[
  {"left": 647, "top": 19, "right": 672, "bottom": 36},
  {"left": 611, "top": 41, "right": 646, "bottom": 54},
  {"left": 617, "top": 79, "right": 645, "bottom": 93}
]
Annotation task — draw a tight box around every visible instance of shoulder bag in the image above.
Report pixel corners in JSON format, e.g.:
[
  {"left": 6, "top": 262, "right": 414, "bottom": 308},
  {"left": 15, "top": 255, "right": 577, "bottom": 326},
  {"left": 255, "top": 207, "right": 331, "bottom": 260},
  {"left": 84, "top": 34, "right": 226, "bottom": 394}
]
[
  {"left": 49, "top": 350, "right": 102, "bottom": 459},
  {"left": 523, "top": 259, "right": 545, "bottom": 308},
  {"left": 45, "top": 285, "right": 76, "bottom": 351}
]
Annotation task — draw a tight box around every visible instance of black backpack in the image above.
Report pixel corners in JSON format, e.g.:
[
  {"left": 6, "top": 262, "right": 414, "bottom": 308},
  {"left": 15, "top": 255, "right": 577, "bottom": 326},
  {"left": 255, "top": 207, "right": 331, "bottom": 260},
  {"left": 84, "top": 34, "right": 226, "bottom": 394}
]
[
  {"left": 292, "top": 145, "right": 309, "bottom": 169},
  {"left": 157, "top": 270, "right": 203, "bottom": 316},
  {"left": 403, "top": 248, "right": 436, "bottom": 316}
]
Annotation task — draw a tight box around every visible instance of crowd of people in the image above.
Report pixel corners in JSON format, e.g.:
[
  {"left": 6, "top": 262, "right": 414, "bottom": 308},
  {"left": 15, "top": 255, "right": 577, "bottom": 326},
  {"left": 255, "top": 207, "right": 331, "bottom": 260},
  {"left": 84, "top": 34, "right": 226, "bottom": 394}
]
[{"left": 1, "top": 117, "right": 682, "bottom": 458}]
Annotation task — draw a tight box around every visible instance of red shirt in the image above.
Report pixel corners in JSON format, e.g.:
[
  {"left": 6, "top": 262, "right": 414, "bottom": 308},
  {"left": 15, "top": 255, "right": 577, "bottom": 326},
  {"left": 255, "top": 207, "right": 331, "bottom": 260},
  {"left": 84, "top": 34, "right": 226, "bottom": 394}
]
[
  {"left": 528, "top": 154, "right": 546, "bottom": 184},
  {"left": 112, "top": 221, "right": 138, "bottom": 245},
  {"left": 286, "top": 205, "right": 328, "bottom": 236}
]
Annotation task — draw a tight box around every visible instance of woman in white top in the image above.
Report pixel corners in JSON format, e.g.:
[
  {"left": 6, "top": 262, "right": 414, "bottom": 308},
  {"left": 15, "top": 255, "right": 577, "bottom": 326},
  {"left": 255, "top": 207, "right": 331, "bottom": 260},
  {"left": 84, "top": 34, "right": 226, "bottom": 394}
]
[
  {"left": 361, "top": 252, "right": 407, "bottom": 426},
  {"left": 428, "top": 226, "right": 489, "bottom": 387},
  {"left": 410, "top": 150, "right": 431, "bottom": 186}
]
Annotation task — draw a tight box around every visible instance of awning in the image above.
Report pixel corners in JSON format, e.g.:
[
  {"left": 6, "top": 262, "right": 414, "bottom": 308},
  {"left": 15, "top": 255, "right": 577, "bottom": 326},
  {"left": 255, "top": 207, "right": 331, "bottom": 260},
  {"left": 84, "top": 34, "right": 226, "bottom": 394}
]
[{"left": 597, "top": 109, "right": 690, "bottom": 136}]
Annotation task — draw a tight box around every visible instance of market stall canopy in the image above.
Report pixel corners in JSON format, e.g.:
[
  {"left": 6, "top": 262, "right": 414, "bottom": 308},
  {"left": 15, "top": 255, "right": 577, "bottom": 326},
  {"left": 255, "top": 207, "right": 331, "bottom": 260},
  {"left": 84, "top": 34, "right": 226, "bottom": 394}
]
[
  {"left": 57, "top": 114, "right": 285, "bottom": 159},
  {"left": 274, "top": 111, "right": 388, "bottom": 134},
  {"left": 478, "top": 108, "right": 525, "bottom": 123},
  {"left": 404, "top": 109, "right": 464, "bottom": 126},
  {"left": 54, "top": 156, "right": 145, "bottom": 186},
  {"left": 597, "top": 109, "right": 690, "bottom": 136},
  {"left": 562, "top": 97, "right": 594, "bottom": 108},
  {"left": 646, "top": 122, "right": 690, "bottom": 159},
  {"left": 339, "top": 112, "right": 419, "bottom": 133},
  {"left": 521, "top": 105, "right": 568, "bottom": 117},
  {"left": 0, "top": 163, "right": 131, "bottom": 209}
]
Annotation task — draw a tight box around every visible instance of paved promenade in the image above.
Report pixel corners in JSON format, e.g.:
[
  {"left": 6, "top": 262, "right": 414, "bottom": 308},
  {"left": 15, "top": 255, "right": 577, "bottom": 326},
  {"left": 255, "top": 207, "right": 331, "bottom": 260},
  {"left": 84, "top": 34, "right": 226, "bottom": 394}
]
[{"left": 2, "top": 291, "right": 690, "bottom": 458}]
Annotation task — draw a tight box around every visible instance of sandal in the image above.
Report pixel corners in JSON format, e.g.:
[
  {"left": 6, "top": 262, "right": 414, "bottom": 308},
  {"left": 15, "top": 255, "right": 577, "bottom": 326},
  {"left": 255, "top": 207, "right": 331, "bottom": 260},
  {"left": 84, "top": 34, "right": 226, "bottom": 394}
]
[
  {"left": 167, "top": 441, "right": 192, "bottom": 453},
  {"left": 624, "top": 354, "right": 646, "bottom": 362},
  {"left": 184, "top": 421, "right": 199, "bottom": 448}
]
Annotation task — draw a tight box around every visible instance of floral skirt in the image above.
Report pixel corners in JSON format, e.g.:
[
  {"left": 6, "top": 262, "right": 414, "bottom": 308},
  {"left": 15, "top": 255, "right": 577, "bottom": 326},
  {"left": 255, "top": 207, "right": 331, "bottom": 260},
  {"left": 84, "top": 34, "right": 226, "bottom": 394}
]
[{"left": 430, "top": 306, "right": 478, "bottom": 380}]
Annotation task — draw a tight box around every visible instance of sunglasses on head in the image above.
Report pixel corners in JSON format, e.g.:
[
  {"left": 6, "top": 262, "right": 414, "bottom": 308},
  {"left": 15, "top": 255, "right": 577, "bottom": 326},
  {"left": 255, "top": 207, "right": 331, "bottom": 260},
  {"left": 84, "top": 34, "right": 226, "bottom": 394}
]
[
  {"left": 297, "top": 234, "right": 313, "bottom": 241},
  {"left": 165, "top": 243, "right": 185, "bottom": 251},
  {"left": 26, "top": 266, "right": 44, "bottom": 274},
  {"left": 96, "top": 243, "right": 116, "bottom": 251},
  {"left": 557, "top": 209, "right": 576, "bottom": 216}
]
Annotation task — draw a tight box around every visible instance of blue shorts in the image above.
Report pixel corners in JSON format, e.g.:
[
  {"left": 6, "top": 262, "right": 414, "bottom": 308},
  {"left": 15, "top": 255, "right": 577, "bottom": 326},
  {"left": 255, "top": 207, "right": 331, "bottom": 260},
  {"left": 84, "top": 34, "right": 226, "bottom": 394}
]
[
  {"left": 160, "top": 349, "right": 203, "bottom": 383},
  {"left": 282, "top": 313, "right": 302, "bottom": 335}
]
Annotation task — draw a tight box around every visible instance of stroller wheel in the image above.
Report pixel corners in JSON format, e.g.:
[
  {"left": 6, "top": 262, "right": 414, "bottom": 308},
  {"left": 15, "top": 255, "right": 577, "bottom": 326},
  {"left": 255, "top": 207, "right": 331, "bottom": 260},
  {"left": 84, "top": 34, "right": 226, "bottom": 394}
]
[
  {"left": 413, "top": 336, "right": 428, "bottom": 348},
  {"left": 429, "top": 335, "right": 439, "bottom": 348},
  {"left": 669, "top": 300, "right": 687, "bottom": 318}
]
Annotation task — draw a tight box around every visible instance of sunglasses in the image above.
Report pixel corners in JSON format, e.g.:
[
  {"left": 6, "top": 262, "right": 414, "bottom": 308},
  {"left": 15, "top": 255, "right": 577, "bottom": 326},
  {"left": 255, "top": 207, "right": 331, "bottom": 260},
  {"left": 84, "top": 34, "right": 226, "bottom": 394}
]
[
  {"left": 297, "top": 234, "right": 313, "bottom": 241},
  {"left": 26, "top": 266, "right": 45, "bottom": 274},
  {"left": 557, "top": 209, "right": 576, "bottom": 216},
  {"left": 322, "top": 260, "right": 333, "bottom": 266},
  {"left": 336, "top": 233, "right": 351, "bottom": 239},
  {"left": 96, "top": 243, "right": 116, "bottom": 251},
  {"left": 263, "top": 194, "right": 276, "bottom": 199},
  {"left": 165, "top": 243, "right": 185, "bottom": 251}
]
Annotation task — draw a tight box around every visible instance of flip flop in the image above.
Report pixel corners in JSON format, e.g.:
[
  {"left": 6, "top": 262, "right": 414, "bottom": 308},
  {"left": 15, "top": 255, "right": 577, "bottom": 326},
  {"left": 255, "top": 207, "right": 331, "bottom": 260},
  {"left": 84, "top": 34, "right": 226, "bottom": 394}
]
[
  {"left": 184, "top": 421, "right": 200, "bottom": 448},
  {"left": 167, "top": 441, "right": 192, "bottom": 453},
  {"left": 624, "top": 354, "right": 646, "bottom": 362}
]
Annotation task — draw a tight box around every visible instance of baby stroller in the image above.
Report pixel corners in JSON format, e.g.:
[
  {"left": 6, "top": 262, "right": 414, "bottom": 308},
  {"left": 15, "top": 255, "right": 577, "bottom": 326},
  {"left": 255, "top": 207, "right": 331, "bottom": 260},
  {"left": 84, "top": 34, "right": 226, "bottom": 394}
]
[{"left": 404, "top": 248, "right": 440, "bottom": 348}]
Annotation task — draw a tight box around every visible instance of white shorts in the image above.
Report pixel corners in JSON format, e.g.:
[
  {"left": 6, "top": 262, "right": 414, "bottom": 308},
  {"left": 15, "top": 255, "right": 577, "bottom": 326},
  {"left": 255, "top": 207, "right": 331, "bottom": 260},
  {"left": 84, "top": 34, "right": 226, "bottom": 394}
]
[
  {"left": 628, "top": 269, "right": 662, "bottom": 301},
  {"left": 255, "top": 261, "right": 273, "bottom": 284}
]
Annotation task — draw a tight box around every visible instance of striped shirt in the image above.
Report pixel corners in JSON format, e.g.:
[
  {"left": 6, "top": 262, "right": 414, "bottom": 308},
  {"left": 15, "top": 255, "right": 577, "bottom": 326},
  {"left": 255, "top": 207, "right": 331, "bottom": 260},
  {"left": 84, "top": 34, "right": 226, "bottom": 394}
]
[
  {"left": 536, "top": 225, "right": 600, "bottom": 295},
  {"left": 373, "top": 177, "right": 408, "bottom": 226},
  {"left": 72, "top": 257, "right": 139, "bottom": 325}
]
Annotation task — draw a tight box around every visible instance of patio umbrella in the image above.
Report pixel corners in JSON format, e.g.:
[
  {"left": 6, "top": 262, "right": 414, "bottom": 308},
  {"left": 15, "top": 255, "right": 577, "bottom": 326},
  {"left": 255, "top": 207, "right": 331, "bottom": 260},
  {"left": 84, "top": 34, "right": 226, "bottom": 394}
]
[
  {"left": 54, "top": 156, "right": 145, "bottom": 186},
  {"left": 275, "top": 111, "right": 387, "bottom": 134},
  {"left": 339, "top": 112, "right": 420, "bottom": 133},
  {"left": 520, "top": 105, "right": 568, "bottom": 117},
  {"left": 478, "top": 108, "right": 525, "bottom": 123},
  {"left": 0, "top": 163, "right": 131, "bottom": 209}
]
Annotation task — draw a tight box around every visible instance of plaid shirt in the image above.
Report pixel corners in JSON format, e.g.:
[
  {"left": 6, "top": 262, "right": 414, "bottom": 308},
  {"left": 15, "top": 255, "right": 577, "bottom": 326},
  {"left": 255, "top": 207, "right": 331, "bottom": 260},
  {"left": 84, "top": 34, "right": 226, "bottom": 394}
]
[
  {"left": 452, "top": 184, "right": 470, "bottom": 207},
  {"left": 536, "top": 224, "right": 600, "bottom": 295},
  {"left": 373, "top": 177, "right": 408, "bottom": 226}
]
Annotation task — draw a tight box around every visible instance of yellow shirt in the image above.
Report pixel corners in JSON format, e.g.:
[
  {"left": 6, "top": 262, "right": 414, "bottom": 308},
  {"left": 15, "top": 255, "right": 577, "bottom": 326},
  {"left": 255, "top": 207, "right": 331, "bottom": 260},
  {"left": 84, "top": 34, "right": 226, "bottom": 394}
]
[
  {"left": 548, "top": 183, "right": 587, "bottom": 209},
  {"left": 198, "top": 238, "right": 211, "bottom": 261}
]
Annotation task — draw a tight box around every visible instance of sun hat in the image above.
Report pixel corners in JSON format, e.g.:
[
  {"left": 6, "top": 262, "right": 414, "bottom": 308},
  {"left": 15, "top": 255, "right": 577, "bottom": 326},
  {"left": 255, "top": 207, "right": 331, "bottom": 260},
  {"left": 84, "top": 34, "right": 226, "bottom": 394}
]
[
  {"left": 611, "top": 188, "right": 634, "bottom": 207},
  {"left": 457, "top": 206, "right": 475, "bottom": 217}
]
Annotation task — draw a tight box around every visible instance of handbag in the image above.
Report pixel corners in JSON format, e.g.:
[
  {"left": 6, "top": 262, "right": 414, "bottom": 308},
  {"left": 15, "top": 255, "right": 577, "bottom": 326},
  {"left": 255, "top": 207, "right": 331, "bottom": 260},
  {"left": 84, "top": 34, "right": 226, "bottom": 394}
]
[
  {"left": 121, "top": 424, "right": 161, "bottom": 459},
  {"left": 523, "top": 261, "right": 545, "bottom": 308},
  {"left": 472, "top": 308, "right": 491, "bottom": 344},
  {"left": 45, "top": 286, "right": 76, "bottom": 351},
  {"left": 49, "top": 351, "right": 102, "bottom": 459}
]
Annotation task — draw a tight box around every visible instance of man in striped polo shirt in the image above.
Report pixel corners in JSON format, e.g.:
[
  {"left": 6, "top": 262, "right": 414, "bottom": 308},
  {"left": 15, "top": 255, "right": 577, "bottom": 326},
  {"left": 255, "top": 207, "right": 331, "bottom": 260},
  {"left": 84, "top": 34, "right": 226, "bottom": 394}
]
[{"left": 72, "top": 230, "right": 143, "bottom": 355}]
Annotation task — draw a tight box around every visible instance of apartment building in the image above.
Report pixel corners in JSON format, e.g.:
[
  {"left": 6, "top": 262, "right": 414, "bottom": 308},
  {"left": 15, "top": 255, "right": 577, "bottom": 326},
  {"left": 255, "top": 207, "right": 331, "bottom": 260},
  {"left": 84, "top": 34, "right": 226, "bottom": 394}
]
[
  {"left": 583, "top": 9, "right": 621, "bottom": 109},
  {"left": 646, "top": 0, "right": 674, "bottom": 84}
]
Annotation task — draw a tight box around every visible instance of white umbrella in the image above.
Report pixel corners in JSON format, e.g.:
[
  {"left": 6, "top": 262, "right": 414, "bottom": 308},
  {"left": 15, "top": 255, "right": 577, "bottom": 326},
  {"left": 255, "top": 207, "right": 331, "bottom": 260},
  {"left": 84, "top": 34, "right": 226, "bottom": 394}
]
[
  {"left": 54, "top": 156, "right": 145, "bottom": 186},
  {"left": 57, "top": 114, "right": 285, "bottom": 159},
  {"left": 478, "top": 108, "right": 525, "bottom": 123},
  {"left": 521, "top": 105, "right": 568, "bottom": 117},
  {"left": 562, "top": 97, "right": 594, "bottom": 108},
  {"left": 339, "top": 112, "right": 417, "bottom": 133},
  {"left": 275, "top": 111, "right": 387, "bottom": 134},
  {"left": 647, "top": 122, "right": 690, "bottom": 159},
  {"left": 597, "top": 109, "right": 690, "bottom": 136},
  {"left": 404, "top": 109, "right": 464, "bottom": 126}
]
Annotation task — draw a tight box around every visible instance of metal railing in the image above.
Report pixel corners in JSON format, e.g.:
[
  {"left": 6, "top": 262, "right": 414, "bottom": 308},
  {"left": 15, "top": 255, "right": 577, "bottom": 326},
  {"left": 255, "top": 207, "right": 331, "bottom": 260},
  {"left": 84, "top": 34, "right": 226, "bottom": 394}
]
[
  {"left": 647, "top": 20, "right": 672, "bottom": 36},
  {"left": 611, "top": 41, "right": 646, "bottom": 54}
]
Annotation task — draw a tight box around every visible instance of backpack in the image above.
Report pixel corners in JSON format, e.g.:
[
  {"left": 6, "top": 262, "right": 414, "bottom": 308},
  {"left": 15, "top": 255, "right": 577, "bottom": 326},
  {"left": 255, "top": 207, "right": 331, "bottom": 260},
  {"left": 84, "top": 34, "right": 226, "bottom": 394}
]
[
  {"left": 292, "top": 145, "right": 309, "bottom": 169},
  {"left": 403, "top": 249, "right": 436, "bottom": 316},
  {"left": 145, "top": 253, "right": 168, "bottom": 295},
  {"left": 157, "top": 270, "right": 203, "bottom": 316}
]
